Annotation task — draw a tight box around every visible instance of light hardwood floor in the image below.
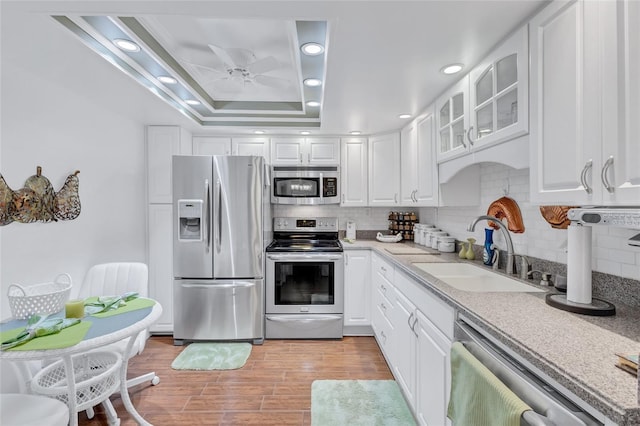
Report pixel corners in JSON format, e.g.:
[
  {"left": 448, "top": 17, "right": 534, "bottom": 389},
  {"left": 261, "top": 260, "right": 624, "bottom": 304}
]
[{"left": 78, "top": 335, "right": 394, "bottom": 425}]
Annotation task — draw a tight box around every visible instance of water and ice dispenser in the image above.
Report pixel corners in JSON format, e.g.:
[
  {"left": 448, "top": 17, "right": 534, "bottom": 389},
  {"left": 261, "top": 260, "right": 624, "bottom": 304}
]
[{"left": 177, "top": 199, "right": 204, "bottom": 242}]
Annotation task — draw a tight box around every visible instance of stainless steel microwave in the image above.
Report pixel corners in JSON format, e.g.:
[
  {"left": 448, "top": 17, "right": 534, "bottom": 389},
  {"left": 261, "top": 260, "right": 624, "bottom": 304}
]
[{"left": 271, "top": 166, "right": 340, "bottom": 205}]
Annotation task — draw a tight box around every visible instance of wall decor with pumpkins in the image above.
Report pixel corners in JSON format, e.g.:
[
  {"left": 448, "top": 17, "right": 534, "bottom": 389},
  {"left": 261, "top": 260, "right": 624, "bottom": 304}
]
[{"left": 0, "top": 166, "right": 81, "bottom": 225}]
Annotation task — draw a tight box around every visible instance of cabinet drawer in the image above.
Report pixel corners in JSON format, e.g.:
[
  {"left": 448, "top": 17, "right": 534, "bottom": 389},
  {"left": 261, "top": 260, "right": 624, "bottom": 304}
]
[
  {"left": 375, "top": 287, "right": 394, "bottom": 322},
  {"left": 395, "top": 269, "right": 455, "bottom": 340},
  {"left": 372, "top": 252, "right": 395, "bottom": 282},
  {"left": 372, "top": 303, "right": 394, "bottom": 359}
]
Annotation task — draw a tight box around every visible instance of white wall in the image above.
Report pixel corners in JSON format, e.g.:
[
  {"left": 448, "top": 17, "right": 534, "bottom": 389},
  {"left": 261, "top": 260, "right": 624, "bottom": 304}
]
[
  {"left": 0, "top": 10, "right": 151, "bottom": 317},
  {"left": 421, "top": 163, "right": 640, "bottom": 281}
]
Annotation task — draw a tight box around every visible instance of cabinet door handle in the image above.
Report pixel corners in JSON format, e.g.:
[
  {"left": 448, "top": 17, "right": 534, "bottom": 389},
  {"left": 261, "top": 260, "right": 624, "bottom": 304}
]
[
  {"left": 407, "top": 312, "right": 415, "bottom": 329},
  {"left": 299, "top": 154, "right": 303, "bottom": 163},
  {"left": 411, "top": 316, "right": 419, "bottom": 337},
  {"left": 580, "top": 159, "right": 593, "bottom": 194},
  {"left": 345, "top": 255, "right": 349, "bottom": 266},
  {"left": 394, "top": 193, "right": 398, "bottom": 204},
  {"left": 601, "top": 156, "right": 615, "bottom": 193},
  {"left": 342, "top": 194, "right": 345, "bottom": 204},
  {"left": 466, "top": 126, "right": 475, "bottom": 146},
  {"left": 308, "top": 153, "right": 311, "bottom": 163}
]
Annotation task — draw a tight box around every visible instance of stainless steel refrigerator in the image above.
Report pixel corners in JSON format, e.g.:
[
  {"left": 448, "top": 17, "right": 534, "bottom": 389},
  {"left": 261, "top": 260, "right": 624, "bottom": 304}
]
[{"left": 172, "top": 155, "right": 265, "bottom": 345}]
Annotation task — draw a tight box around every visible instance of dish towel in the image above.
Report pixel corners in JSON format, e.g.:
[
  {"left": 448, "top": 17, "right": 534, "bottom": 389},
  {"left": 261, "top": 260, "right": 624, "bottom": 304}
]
[{"left": 447, "top": 341, "right": 531, "bottom": 426}]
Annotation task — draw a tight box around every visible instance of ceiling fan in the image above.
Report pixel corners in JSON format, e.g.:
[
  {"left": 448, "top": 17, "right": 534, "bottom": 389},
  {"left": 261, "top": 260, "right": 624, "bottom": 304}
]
[{"left": 185, "top": 44, "right": 289, "bottom": 91}]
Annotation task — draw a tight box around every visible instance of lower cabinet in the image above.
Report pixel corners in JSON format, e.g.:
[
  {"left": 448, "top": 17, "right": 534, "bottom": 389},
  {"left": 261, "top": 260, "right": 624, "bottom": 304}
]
[
  {"left": 343, "top": 250, "right": 372, "bottom": 334},
  {"left": 373, "top": 261, "right": 454, "bottom": 426}
]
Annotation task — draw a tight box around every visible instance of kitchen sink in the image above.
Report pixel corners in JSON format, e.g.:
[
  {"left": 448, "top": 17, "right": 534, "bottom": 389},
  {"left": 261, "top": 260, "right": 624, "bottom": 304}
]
[{"left": 412, "top": 262, "right": 545, "bottom": 293}]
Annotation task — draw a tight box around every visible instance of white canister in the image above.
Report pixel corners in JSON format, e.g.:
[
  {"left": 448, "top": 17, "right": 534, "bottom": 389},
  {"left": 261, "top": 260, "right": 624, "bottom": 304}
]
[
  {"left": 414, "top": 224, "right": 424, "bottom": 245},
  {"left": 438, "top": 236, "right": 456, "bottom": 253},
  {"left": 431, "top": 231, "right": 448, "bottom": 249},
  {"left": 421, "top": 225, "right": 435, "bottom": 246},
  {"left": 425, "top": 228, "right": 441, "bottom": 247}
]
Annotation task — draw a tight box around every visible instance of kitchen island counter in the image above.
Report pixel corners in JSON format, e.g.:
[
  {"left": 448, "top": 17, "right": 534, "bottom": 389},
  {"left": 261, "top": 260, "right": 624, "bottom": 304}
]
[{"left": 342, "top": 239, "right": 640, "bottom": 426}]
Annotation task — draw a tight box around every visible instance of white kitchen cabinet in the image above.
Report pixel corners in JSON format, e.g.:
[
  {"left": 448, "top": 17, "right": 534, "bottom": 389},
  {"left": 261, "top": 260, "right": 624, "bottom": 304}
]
[
  {"left": 340, "top": 137, "right": 368, "bottom": 206},
  {"left": 231, "top": 136, "right": 270, "bottom": 162},
  {"left": 193, "top": 136, "right": 231, "bottom": 156},
  {"left": 529, "top": 0, "right": 640, "bottom": 205},
  {"left": 435, "top": 76, "right": 470, "bottom": 163},
  {"left": 270, "top": 137, "right": 340, "bottom": 165},
  {"left": 401, "top": 109, "right": 438, "bottom": 206},
  {"left": 415, "top": 309, "right": 451, "bottom": 426},
  {"left": 392, "top": 286, "right": 417, "bottom": 407},
  {"left": 343, "top": 250, "right": 372, "bottom": 334},
  {"left": 468, "top": 25, "right": 529, "bottom": 150},
  {"left": 370, "top": 253, "right": 396, "bottom": 362},
  {"left": 147, "top": 204, "right": 174, "bottom": 333},
  {"left": 368, "top": 132, "right": 401, "bottom": 206},
  {"left": 146, "top": 126, "right": 192, "bottom": 204}
]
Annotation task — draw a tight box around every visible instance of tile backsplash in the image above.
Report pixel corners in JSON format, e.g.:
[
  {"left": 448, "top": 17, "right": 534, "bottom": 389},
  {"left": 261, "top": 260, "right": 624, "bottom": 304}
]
[{"left": 273, "top": 163, "right": 640, "bottom": 283}]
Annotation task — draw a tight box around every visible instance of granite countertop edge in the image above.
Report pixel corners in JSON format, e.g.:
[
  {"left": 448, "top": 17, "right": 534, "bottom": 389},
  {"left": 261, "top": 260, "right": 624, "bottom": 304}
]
[{"left": 341, "top": 239, "right": 640, "bottom": 426}]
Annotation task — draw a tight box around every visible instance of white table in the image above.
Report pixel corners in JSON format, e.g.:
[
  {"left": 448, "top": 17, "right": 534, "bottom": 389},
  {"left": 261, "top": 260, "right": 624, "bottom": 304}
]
[{"left": 0, "top": 301, "right": 162, "bottom": 426}]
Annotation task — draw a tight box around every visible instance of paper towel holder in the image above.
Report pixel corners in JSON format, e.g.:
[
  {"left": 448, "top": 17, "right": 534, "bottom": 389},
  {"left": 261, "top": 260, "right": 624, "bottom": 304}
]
[{"left": 543, "top": 207, "right": 640, "bottom": 316}]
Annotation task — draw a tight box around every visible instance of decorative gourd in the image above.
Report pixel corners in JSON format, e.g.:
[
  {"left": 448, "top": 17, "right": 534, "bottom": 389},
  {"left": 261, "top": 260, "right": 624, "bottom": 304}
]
[
  {"left": 23, "top": 166, "right": 57, "bottom": 222},
  {"left": 0, "top": 175, "right": 14, "bottom": 225},
  {"left": 54, "top": 171, "right": 81, "bottom": 221}
]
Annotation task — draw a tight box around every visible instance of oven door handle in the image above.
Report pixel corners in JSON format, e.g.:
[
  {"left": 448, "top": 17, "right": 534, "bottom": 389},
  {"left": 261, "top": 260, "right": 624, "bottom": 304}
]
[
  {"left": 267, "top": 254, "right": 343, "bottom": 261},
  {"left": 266, "top": 315, "right": 342, "bottom": 323}
]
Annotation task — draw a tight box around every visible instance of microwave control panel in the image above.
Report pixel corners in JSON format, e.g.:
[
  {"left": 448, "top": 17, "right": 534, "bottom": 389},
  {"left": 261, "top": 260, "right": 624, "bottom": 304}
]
[{"left": 323, "top": 177, "right": 338, "bottom": 197}]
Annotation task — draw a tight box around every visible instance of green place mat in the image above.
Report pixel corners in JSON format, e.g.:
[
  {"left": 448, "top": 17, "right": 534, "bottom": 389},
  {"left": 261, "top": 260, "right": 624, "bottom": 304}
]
[
  {"left": 85, "top": 297, "right": 155, "bottom": 318},
  {"left": 171, "top": 342, "right": 252, "bottom": 370},
  {"left": 311, "top": 380, "right": 416, "bottom": 426},
  {"left": 0, "top": 320, "right": 92, "bottom": 351}
]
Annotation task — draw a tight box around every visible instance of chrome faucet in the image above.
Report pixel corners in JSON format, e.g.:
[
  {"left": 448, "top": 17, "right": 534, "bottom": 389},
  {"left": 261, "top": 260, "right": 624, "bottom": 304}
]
[{"left": 467, "top": 215, "right": 516, "bottom": 275}]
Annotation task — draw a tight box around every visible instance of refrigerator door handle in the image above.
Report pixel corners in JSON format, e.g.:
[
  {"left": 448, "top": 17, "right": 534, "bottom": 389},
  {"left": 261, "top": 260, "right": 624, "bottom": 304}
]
[
  {"left": 204, "top": 179, "right": 210, "bottom": 253},
  {"left": 216, "top": 179, "right": 222, "bottom": 253}
]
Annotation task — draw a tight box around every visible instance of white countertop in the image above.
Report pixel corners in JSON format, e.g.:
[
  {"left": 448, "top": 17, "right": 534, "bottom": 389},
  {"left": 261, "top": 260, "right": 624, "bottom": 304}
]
[{"left": 342, "top": 239, "right": 640, "bottom": 425}]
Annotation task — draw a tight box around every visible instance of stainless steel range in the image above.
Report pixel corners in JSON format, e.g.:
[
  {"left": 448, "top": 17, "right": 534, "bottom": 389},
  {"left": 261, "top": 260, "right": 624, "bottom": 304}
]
[{"left": 265, "top": 217, "right": 344, "bottom": 339}]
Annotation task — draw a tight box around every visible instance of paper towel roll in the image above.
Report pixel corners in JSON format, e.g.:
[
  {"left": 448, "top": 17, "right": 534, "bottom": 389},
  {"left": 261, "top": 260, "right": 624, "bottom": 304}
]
[{"left": 567, "top": 224, "right": 592, "bottom": 304}]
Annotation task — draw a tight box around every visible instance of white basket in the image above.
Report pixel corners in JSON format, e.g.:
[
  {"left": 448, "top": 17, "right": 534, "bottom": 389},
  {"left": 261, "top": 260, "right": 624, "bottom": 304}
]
[
  {"left": 7, "top": 273, "right": 72, "bottom": 319},
  {"left": 376, "top": 232, "right": 403, "bottom": 243},
  {"left": 30, "top": 350, "right": 122, "bottom": 412}
]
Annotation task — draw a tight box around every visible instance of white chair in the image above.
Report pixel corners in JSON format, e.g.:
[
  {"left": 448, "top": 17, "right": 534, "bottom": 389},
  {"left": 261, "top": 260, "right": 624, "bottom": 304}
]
[
  {"left": 0, "top": 360, "right": 69, "bottom": 426},
  {"left": 78, "top": 262, "right": 159, "bottom": 422}
]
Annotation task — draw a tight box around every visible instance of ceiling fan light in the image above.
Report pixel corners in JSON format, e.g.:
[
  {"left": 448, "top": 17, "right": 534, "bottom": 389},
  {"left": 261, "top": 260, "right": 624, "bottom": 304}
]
[
  {"left": 441, "top": 64, "right": 463, "bottom": 75},
  {"left": 113, "top": 38, "right": 140, "bottom": 52},
  {"left": 185, "top": 99, "right": 200, "bottom": 106},
  {"left": 158, "top": 76, "right": 177, "bottom": 84},
  {"left": 303, "top": 78, "right": 322, "bottom": 87},
  {"left": 301, "top": 42, "right": 325, "bottom": 56},
  {"left": 306, "top": 101, "right": 320, "bottom": 107}
]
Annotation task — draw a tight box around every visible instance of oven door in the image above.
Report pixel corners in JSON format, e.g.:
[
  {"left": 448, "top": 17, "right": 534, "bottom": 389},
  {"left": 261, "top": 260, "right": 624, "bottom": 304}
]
[{"left": 266, "top": 253, "right": 344, "bottom": 314}]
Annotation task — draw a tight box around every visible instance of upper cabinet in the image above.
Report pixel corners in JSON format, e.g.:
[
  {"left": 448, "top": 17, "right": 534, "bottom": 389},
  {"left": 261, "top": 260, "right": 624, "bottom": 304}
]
[
  {"left": 341, "top": 137, "right": 368, "bottom": 207},
  {"left": 231, "top": 137, "right": 270, "bottom": 162},
  {"left": 270, "top": 137, "right": 340, "bottom": 166},
  {"left": 400, "top": 107, "right": 439, "bottom": 206},
  {"left": 435, "top": 76, "right": 470, "bottom": 163},
  {"left": 368, "top": 132, "right": 401, "bottom": 206},
  {"left": 147, "top": 126, "right": 192, "bottom": 204},
  {"left": 469, "top": 25, "right": 529, "bottom": 150},
  {"left": 529, "top": 0, "right": 640, "bottom": 205},
  {"left": 192, "top": 136, "right": 231, "bottom": 156},
  {"left": 436, "top": 25, "right": 529, "bottom": 165}
]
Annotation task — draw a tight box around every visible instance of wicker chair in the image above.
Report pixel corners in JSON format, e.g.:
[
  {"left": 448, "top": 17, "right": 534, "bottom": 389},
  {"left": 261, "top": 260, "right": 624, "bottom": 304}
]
[{"left": 78, "top": 262, "right": 159, "bottom": 422}]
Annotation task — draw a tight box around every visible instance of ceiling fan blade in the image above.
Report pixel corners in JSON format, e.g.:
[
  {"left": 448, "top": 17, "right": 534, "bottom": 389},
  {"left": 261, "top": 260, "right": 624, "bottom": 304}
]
[
  {"left": 254, "top": 74, "right": 290, "bottom": 89},
  {"left": 247, "top": 56, "right": 280, "bottom": 75},
  {"left": 181, "top": 60, "right": 227, "bottom": 76},
  {"left": 208, "top": 44, "right": 237, "bottom": 69},
  {"left": 211, "top": 77, "right": 244, "bottom": 92}
]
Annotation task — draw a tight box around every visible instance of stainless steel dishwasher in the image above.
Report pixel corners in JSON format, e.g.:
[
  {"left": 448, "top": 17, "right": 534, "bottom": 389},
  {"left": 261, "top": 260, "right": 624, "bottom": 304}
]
[{"left": 455, "top": 314, "right": 604, "bottom": 426}]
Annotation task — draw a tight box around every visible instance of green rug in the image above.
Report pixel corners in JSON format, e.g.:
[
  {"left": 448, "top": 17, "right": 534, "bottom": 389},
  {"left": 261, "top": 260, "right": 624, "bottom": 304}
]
[
  {"left": 171, "top": 342, "right": 252, "bottom": 370},
  {"left": 311, "top": 380, "right": 416, "bottom": 426}
]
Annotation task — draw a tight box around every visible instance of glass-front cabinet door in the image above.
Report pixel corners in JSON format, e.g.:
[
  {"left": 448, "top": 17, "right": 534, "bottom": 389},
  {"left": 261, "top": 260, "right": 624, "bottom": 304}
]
[
  {"left": 436, "top": 75, "right": 469, "bottom": 162},
  {"left": 469, "top": 25, "right": 529, "bottom": 150}
]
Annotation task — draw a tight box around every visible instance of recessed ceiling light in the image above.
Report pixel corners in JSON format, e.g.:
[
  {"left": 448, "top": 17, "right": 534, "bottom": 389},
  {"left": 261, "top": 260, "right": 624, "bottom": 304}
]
[
  {"left": 303, "top": 78, "right": 322, "bottom": 87},
  {"left": 158, "top": 76, "right": 177, "bottom": 84},
  {"left": 350, "top": 131, "right": 362, "bottom": 135},
  {"left": 398, "top": 114, "right": 412, "bottom": 119},
  {"left": 301, "top": 42, "right": 325, "bottom": 56},
  {"left": 300, "top": 131, "right": 311, "bottom": 135},
  {"left": 306, "top": 101, "right": 320, "bottom": 107},
  {"left": 254, "top": 130, "right": 265, "bottom": 134},
  {"left": 185, "top": 99, "right": 200, "bottom": 106},
  {"left": 441, "top": 64, "right": 463, "bottom": 75},
  {"left": 113, "top": 39, "right": 140, "bottom": 52}
]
